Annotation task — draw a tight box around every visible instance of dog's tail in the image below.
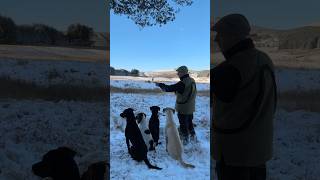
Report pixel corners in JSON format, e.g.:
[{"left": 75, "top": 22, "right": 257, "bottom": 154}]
[
  {"left": 179, "top": 158, "right": 195, "bottom": 169},
  {"left": 144, "top": 158, "right": 162, "bottom": 170}
]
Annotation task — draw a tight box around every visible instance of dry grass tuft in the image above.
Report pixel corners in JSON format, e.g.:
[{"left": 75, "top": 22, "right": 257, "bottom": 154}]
[
  {"left": 110, "top": 86, "right": 210, "bottom": 97},
  {"left": 278, "top": 90, "right": 320, "bottom": 112},
  {"left": 0, "top": 76, "right": 108, "bottom": 101}
]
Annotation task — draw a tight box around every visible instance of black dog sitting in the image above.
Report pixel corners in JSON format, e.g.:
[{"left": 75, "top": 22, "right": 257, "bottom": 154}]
[
  {"left": 120, "top": 108, "right": 161, "bottom": 170},
  {"left": 149, "top": 106, "right": 161, "bottom": 145},
  {"left": 32, "top": 147, "right": 80, "bottom": 180}
]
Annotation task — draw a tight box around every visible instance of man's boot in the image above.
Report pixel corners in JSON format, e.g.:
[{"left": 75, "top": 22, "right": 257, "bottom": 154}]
[
  {"left": 182, "top": 135, "right": 189, "bottom": 146},
  {"left": 190, "top": 134, "right": 198, "bottom": 144},
  {"left": 178, "top": 114, "right": 189, "bottom": 145},
  {"left": 178, "top": 126, "right": 189, "bottom": 145}
]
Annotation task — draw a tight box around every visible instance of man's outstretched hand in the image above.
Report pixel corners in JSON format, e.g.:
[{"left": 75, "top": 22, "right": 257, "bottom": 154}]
[
  {"left": 155, "top": 83, "right": 166, "bottom": 92},
  {"left": 155, "top": 82, "right": 165, "bottom": 88}
]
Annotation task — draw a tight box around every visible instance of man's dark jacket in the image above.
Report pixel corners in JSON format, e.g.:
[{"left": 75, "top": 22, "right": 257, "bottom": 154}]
[
  {"left": 158, "top": 74, "right": 197, "bottom": 114},
  {"left": 211, "top": 39, "right": 277, "bottom": 166}
]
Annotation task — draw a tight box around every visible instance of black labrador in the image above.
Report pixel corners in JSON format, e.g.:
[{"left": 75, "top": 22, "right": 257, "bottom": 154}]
[
  {"left": 120, "top": 108, "right": 161, "bottom": 170},
  {"left": 32, "top": 147, "right": 80, "bottom": 180},
  {"left": 149, "top": 106, "right": 161, "bottom": 145}
]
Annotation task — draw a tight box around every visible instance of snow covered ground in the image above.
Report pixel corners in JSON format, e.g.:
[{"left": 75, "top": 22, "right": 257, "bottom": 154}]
[
  {"left": 111, "top": 68, "right": 320, "bottom": 93},
  {"left": 0, "top": 58, "right": 106, "bottom": 87},
  {"left": 0, "top": 56, "right": 108, "bottom": 179},
  {"left": 110, "top": 93, "right": 210, "bottom": 180},
  {"left": 111, "top": 78, "right": 209, "bottom": 91},
  {"left": 267, "top": 110, "right": 320, "bottom": 180},
  {"left": 276, "top": 68, "right": 320, "bottom": 92},
  {"left": 211, "top": 110, "right": 320, "bottom": 180},
  {"left": 110, "top": 77, "right": 320, "bottom": 180},
  {"left": 2, "top": 57, "right": 319, "bottom": 92},
  {"left": 111, "top": 75, "right": 209, "bottom": 83},
  {"left": 0, "top": 100, "right": 107, "bottom": 180}
]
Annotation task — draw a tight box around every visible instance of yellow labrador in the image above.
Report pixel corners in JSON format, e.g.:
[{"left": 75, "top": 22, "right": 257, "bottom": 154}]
[{"left": 163, "top": 107, "right": 195, "bottom": 168}]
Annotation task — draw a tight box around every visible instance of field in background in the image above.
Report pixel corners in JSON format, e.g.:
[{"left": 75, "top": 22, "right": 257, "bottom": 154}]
[
  {"left": 111, "top": 75, "right": 210, "bottom": 97},
  {"left": 0, "top": 45, "right": 108, "bottom": 179},
  {"left": 0, "top": 76, "right": 107, "bottom": 101},
  {"left": 212, "top": 47, "right": 320, "bottom": 70},
  {"left": 0, "top": 46, "right": 108, "bottom": 101},
  {"left": 278, "top": 90, "right": 320, "bottom": 112},
  {"left": 0, "top": 45, "right": 108, "bottom": 63}
]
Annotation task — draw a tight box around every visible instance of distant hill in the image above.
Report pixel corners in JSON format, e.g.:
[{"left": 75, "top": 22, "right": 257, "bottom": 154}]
[
  {"left": 211, "top": 19, "right": 320, "bottom": 69},
  {"left": 308, "top": 22, "right": 320, "bottom": 27},
  {"left": 0, "top": 44, "right": 107, "bottom": 62},
  {"left": 110, "top": 67, "right": 210, "bottom": 78},
  {"left": 145, "top": 70, "right": 210, "bottom": 78},
  {"left": 278, "top": 26, "right": 320, "bottom": 49},
  {"left": 250, "top": 25, "right": 280, "bottom": 48},
  {"left": 211, "top": 19, "right": 320, "bottom": 50}
]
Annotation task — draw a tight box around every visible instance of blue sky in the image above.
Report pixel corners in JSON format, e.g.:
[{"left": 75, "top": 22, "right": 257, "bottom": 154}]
[
  {"left": 0, "top": 0, "right": 108, "bottom": 32},
  {"left": 212, "top": 0, "right": 320, "bottom": 29},
  {"left": 110, "top": 1, "right": 210, "bottom": 72}
]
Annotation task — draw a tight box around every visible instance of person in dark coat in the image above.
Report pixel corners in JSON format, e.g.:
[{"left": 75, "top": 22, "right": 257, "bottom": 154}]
[
  {"left": 156, "top": 66, "right": 197, "bottom": 145},
  {"left": 211, "top": 14, "right": 277, "bottom": 180}
]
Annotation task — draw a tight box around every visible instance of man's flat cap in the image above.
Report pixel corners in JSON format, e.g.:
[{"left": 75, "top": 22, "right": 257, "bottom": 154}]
[
  {"left": 213, "top": 14, "right": 251, "bottom": 37},
  {"left": 176, "top": 66, "right": 188, "bottom": 73}
]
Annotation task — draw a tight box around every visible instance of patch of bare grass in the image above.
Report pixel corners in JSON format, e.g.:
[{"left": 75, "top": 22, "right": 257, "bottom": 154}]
[
  {"left": 278, "top": 90, "right": 320, "bottom": 112},
  {"left": 0, "top": 76, "right": 108, "bottom": 101},
  {"left": 110, "top": 86, "right": 209, "bottom": 97}
]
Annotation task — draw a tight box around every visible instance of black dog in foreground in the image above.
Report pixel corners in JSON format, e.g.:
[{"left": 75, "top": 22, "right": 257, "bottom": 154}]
[
  {"left": 149, "top": 106, "right": 161, "bottom": 145},
  {"left": 120, "top": 108, "right": 161, "bottom": 170},
  {"left": 33, "top": 147, "right": 106, "bottom": 180},
  {"left": 32, "top": 147, "right": 81, "bottom": 180}
]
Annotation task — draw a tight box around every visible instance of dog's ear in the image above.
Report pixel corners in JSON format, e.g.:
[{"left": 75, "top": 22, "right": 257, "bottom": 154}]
[
  {"left": 157, "top": 106, "right": 160, "bottom": 111},
  {"left": 163, "top": 107, "right": 175, "bottom": 114},
  {"left": 150, "top": 106, "right": 153, "bottom": 111},
  {"left": 123, "top": 108, "right": 134, "bottom": 115},
  {"left": 58, "top": 147, "right": 76, "bottom": 158},
  {"left": 135, "top": 114, "right": 140, "bottom": 120},
  {"left": 138, "top": 113, "right": 146, "bottom": 119},
  {"left": 168, "top": 107, "right": 175, "bottom": 114}
]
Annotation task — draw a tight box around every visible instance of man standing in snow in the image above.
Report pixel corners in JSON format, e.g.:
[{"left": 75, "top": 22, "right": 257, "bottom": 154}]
[
  {"left": 211, "top": 14, "right": 277, "bottom": 180},
  {"left": 156, "top": 66, "right": 197, "bottom": 145}
]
